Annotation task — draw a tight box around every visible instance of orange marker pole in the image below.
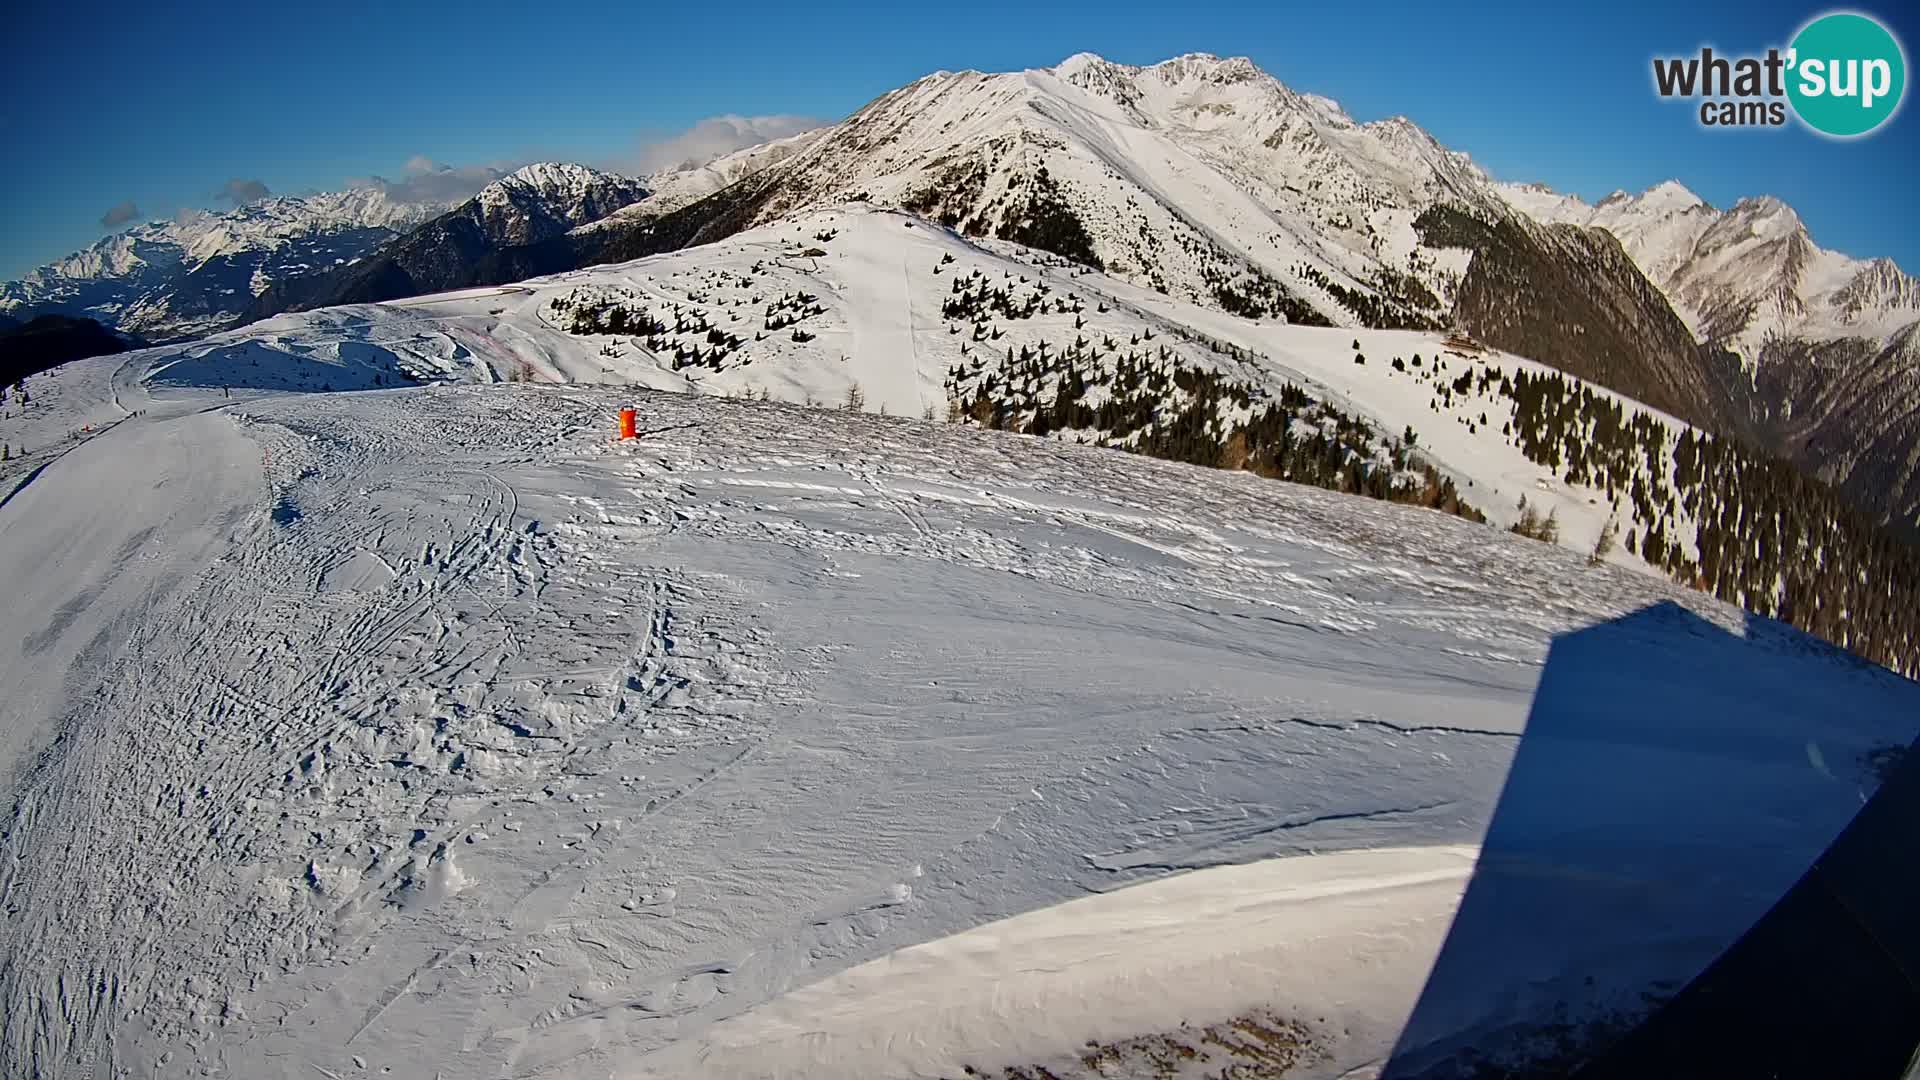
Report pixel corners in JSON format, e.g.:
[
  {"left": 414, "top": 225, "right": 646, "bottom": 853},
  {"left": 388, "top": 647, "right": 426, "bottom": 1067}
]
[{"left": 618, "top": 408, "right": 637, "bottom": 440}]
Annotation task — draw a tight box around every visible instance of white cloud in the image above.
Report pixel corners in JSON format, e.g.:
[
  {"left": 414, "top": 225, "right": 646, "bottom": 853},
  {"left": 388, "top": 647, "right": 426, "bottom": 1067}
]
[
  {"left": 218, "top": 178, "right": 272, "bottom": 205},
  {"left": 629, "top": 115, "right": 823, "bottom": 174},
  {"left": 99, "top": 200, "right": 141, "bottom": 229},
  {"left": 346, "top": 157, "right": 516, "bottom": 205}
]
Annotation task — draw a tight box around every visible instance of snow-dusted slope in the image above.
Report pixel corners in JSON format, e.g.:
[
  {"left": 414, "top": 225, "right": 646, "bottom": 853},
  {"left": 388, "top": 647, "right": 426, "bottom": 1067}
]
[
  {"left": 12, "top": 53, "right": 1918, "bottom": 528},
  {"left": 566, "top": 51, "right": 1915, "bottom": 527},
  {"left": 628, "top": 128, "right": 829, "bottom": 219},
  {"left": 2, "top": 336, "right": 1914, "bottom": 1078},
  {"left": 0, "top": 189, "right": 458, "bottom": 341},
  {"left": 607, "top": 50, "right": 1904, "bottom": 366},
  {"left": 725, "top": 49, "right": 1917, "bottom": 371},
  {"left": 635, "top": 52, "right": 1513, "bottom": 330},
  {"left": 108, "top": 206, "right": 1717, "bottom": 580},
  {"left": 645, "top": 846, "right": 1483, "bottom": 1078}
]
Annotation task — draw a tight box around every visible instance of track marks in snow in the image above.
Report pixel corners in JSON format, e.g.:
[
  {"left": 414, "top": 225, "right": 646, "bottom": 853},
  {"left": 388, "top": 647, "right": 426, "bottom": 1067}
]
[
  {"left": 10, "top": 383, "right": 1897, "bottom": 1079},
  {"left": 0, "top": 392, "right": 792, "bottom": 1078}
]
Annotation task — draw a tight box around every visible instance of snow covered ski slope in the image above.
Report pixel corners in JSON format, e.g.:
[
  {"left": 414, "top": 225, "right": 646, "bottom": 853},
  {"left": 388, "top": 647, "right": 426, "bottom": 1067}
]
[
  {"left": 46, "top": 204, "right": 1729, "bottom": 583},
  {"left": 1, "top": 343, "right": 1916, "bottom": 1077}
]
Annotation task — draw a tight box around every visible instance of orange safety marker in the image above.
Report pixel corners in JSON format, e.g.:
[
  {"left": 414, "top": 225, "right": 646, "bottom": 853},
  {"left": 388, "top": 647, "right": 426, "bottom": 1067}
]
[{"left": 618, "top": 407, "right": 637, "bottom": 440}]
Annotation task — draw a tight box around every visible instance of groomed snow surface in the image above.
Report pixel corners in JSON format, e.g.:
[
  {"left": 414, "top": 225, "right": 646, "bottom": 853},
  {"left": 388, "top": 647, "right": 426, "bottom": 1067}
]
[{"left": 1, "top": 298, "right": 1917, "bottom": 1078}]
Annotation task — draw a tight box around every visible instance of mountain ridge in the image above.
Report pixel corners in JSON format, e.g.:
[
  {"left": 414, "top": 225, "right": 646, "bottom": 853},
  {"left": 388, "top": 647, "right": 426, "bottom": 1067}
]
[
  {"left": 34, "top": 199, "right": 1920, "bottom": 676},
  {"left": 1495, "top": 174, "right": 1920, "bottom": 525},
  {"left": 247, "top": 163, "right": 648, "bottom": 318},
  {"left": 0, "top": 187, "right": 463, "bottom": 341},
  {"left": 7, "top": 51, "right": 1919, "bottom": 528}
]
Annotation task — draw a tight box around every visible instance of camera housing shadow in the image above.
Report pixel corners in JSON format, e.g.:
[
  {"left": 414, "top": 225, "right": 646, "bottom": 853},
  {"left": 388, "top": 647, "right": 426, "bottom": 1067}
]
[
  {"left": 1578, "top": 728, "right": 1920, "bottom": 1078},
  {"left": 1381, "top": 600, "right": 1920, "bottom": 1078}
]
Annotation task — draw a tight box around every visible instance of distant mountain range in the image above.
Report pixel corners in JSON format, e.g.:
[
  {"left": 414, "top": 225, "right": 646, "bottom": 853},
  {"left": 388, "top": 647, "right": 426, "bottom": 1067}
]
[
  {"left": 0, "top": 188, "right": 456, "bottom": 342},
  {"left": 0, "top": 164, "right": 650, "bottom": 345},
  {"left": 248, "top": 163, "right": 649, "bottom": 317},
  {"left": 5, "top": 52, "right": 1917, "bottom": 530}
]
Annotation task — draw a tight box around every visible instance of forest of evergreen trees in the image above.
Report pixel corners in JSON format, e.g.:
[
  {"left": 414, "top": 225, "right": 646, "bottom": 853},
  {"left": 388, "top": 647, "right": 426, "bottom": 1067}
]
[
  {"left": 994, "top": 167, "right": 1103, "bottom": 271},
  {"left": 1467, "top": 363, "right": 1920, "bottom": 677},
  {"left": 1289, "top": 262, "right": 1444, "bottom": 331},
  {"left": 906, "top": 159, "right": 1104, "bottom": 271},
  {"left": 949, "top": 320, "right": 1920, "bottom": 676},
  {"left": 943, "top": 332, "right": 1482, "bottom": 525},
  {"left": 548, "top": 280, "right": 824, "bottom": 373}
]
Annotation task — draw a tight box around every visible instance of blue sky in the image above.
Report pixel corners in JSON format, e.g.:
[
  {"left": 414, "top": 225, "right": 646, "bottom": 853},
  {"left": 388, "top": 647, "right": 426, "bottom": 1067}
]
[{"left": 4, "top": 0, "right": 1916, "bottom": 280}]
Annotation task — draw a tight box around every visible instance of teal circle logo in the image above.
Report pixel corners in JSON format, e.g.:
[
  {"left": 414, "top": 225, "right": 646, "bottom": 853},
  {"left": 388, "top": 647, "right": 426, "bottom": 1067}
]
[{"left": 1787, "top": 12, "right": 1906, "bottom": 137}]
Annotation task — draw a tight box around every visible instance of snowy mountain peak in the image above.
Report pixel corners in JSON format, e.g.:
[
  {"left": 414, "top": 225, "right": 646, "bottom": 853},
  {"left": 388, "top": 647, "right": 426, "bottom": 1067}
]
[
  {"left": 1727, "top": 194, "right": 1802, "bottom": 234},
  {"left": 482, "top": 162, "right": 632, "bottom": 204},
  {"left": 1053, "top": 52, "right": 1264, "bottom": 85},
  {"left": 1144, "top": 52, "right": 1264, "bottom": 85},
  {"left": 1558, "top": 180, "right": 1711, "bottom": 223},
  {"left": 1052, "top": 51, "right": 1124, "bottom": 79},
  {"left": 1835, "top": 257, "right": 1920, "bottom": 316},
  {"left": 1360, "top": 114, "right": 1449, "bottom": 155},
  {"left": 1365, "top": 115, "right": 1427, "bottom": 136},
  {"left": 467, "top": 163, "right": 647, "bottom": 238},
  {"left": 1641, "top": 179, "right": 1707, "bottom": 211},
  {"left": 1296, "top": 92, "right": 1357, "bottom": 127},
  {"left": 1502, "top": 171, "right": 1913, "bottom": 367},
  {"left": 1050, "top": 52, "right": 1144, "bottom": 102},
  {"left": 1049, "top": 51, "right": 1308, "bottom": 120}
]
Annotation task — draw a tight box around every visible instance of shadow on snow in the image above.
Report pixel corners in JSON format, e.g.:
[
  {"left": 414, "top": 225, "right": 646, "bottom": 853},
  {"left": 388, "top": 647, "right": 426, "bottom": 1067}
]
[{"left": 1381, "top": 600, "right": 1920, "bottom": 1078}]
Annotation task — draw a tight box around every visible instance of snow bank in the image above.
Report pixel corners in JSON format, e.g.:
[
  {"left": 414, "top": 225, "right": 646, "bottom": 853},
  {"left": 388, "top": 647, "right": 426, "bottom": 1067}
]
[{"left": 628, "top": 846, "right": 1477, "bottom": 1079}]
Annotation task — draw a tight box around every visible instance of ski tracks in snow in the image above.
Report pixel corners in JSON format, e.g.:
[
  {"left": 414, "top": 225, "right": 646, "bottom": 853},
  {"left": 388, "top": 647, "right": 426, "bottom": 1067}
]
[
  {"left": 833, "top": 244, "right": 928, "bottom": 418},
  {"left": 3, "top": 382, "right": 1858, "bottom": 1079},
  {"left": 0, "top": 389, "right": 791, "bottom": 1078}
]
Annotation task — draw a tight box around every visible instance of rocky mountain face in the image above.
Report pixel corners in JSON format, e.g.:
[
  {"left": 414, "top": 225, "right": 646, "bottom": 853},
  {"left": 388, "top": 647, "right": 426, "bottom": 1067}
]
[
  {"left": 0, "top": 189, "right": 453, "bottom": 342},
  {"left": 1499, "top": 181, "right": 1920, "bottom": 362},
  {"left": 1408, "top": 205, "right": 1752, "bottom": 439},
  {"left": 250, "top": 164, "right": 648, "bottom": 316},
  {"left": 1500, "top": 181, "right": 1920, "bottom": 529},
  {"left": 466, "top": 163, "right": 649, "bottom": 246},
  {"left": 587, "top": 53, "right": 1496, "bottom": 329},
  {"left": 1747, "top": 328, "right": 1920, "bottom": 527},
  {"left": 567, "top": 54, "right": 1753, "bottom": 438},
  {"left": 330, "top": 52, "right": 1508, "bottom": 333}
]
